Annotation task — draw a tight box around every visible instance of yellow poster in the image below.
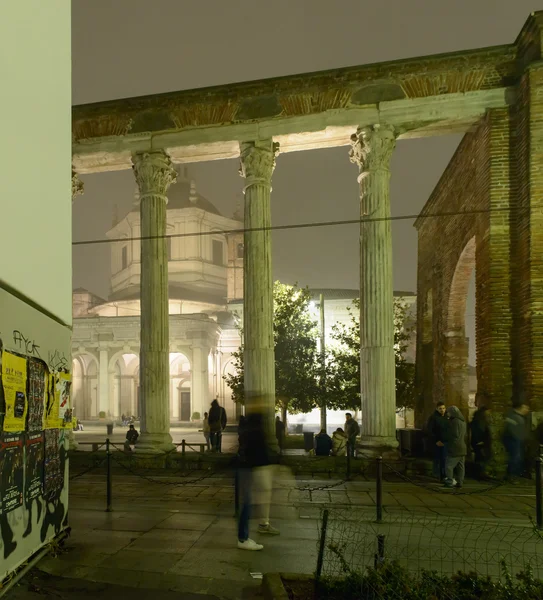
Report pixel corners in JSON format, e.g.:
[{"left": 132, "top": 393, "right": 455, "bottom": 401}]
[
  {"left": 2, "top": 351, "right": 28, "bottom": 432},
  {"left": 44, "top": 372, "right": 59, "bottom": 429}
]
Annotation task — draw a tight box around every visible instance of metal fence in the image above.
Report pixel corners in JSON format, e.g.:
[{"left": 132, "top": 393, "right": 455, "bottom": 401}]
[{"left": 316, "top": 507, "right": 543, "bottom": 599}]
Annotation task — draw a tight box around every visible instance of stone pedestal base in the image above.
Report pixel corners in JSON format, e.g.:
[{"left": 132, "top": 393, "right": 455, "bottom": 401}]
[
  {"left": 359, "top": 436, "right": 399, "bottom": 461},
  {"left": 136, "top": 432, "right": 175, "bottom": 454}
]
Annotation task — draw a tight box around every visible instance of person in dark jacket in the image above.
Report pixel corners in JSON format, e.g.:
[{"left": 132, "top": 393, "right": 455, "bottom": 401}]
[
  {"left": 470, "top": 405, "right": 492, "bottom": 479},
  {"left": 208, "top": 399, "right": 227, "bottom": 452},
  {"left": 315, "top": 429, "right": 333, "bottom": 456},
  {"left": 124, "top": 424, "right": 139, "bottom": 451},
  {"left": 444, "top": 406, "right": 467, "bottom": 489},
  {"left": 344, "top": 413, "right": 360, "bottom": 458},
  {"left": 426, "top": 402, "right": 449, "bottom": 481},
  {"left": 503, "top": 402, "right": 530, "bottom": 480}
]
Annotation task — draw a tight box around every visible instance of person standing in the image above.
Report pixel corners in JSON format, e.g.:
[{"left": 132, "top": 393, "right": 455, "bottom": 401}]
[
  {"left": 202, "top": 411, "right": 211, "bottom": 452},
  {"left": 275, "top": 415, "right": 285, "bottom": 452},
  {"left": 426, "top": 402, "right": 449, "bottom": 481},
  {"left": 315, "top": 429, "right": 333, "bottom": 456},
  {"left": 503, "top": 402, "right": 530, "bottom": 481},
  {"left": 443, "top": 406, "right": 467, "bottom": 489},
  {"left": 208, "top": 399, "right": 227, "bottom": 452},
  {"left": 344, "top": 413, "right": 360, "bottom": 458},
  {"left": 470, "top": 404, "right": 492, "bottom": 480}
]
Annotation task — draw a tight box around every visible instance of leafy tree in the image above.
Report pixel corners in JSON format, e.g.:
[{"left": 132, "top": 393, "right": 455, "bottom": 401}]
[
  {"left": 224, "top": 282, "right": 320, "bottom": 424},
  {"left": 326, "top": 298, "right": 416, "bottom": 412}
]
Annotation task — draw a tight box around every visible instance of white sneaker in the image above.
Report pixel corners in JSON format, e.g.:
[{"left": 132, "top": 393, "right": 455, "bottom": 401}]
[{"left": 238, "top": 538, "right": 264, "bottom": 551}]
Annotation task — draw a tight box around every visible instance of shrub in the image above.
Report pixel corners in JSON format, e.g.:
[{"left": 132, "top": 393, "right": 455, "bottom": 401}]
[
  {"left": 318, "top": 562, "right": 543, "bottom": 600},
  {"left": 191, "top": 412, "right": 201, "bottom": 421},
  {"left": 98, "top": 411, "right": 106, "bottom": 419}
]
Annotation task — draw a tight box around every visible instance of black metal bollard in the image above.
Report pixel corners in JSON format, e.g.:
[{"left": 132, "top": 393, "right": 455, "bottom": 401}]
[
  {"left": 106, "top": 438, "right": 112, "bottom": 513},
  {"left": 374, "top": 534, "right": 386, "bottom": 569},
  {"left": 536, "top": 456, "right": 542, "bottom": 530},
  {"left": 376, "top": 456, "right": 383, "bottom": 523},
  {"left": 316, "top": 509, "right": 329, "bottom": 580}
]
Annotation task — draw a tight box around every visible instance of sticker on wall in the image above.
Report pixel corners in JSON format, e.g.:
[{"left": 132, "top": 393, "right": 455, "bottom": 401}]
[
  {"left": 2, "top": 351, "right": 28, "bottom": 432},
  {"left": 44, "top": 373, "right": 59, "bottom": 429},
  {"left": 44, "top": 428, "right": 63, "bottom": 500},
  {"left": 0, "top": 432, "right": 24, "bottom": 513},
  {"left": 27, "top": 358, "right": 47, "bottom": 432},
  {"left": 25, "top": 432, "right": 44, "bottom": 501}
]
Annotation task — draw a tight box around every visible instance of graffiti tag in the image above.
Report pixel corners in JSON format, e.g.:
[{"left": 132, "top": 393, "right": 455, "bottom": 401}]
[{"left": 12, "top": 330, "right": 40, "bottom": 357}]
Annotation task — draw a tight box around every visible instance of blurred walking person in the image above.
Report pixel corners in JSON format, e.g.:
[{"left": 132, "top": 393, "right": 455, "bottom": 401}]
[
  {"left": 470, "top": 402, "right": 492, "bottom": 480},
  {"left": 444, "top": 406, "right": 466, "bottom": 489},
  {"left": 426, "top": 401, "right": 449, "bottom": 481},
  {"left": 236, "top": 415, "right": 263, "bottom": 551},
  {"left": 503, "top": 402, "right": 530, "bottom": 481}
]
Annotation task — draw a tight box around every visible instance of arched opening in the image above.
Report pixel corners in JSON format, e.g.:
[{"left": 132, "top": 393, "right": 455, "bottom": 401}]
[
  {"left": 111, "top": 353, "right": 139, "bottom": 419},
  {"left": 170, "top": 352, "right": 191, "bottom": 421},
  {"left": 445, "top": 236, "right": 475, "bottom": 414},
  {"left": 72, "top": 353, "right": 98, "bottom": 419}
]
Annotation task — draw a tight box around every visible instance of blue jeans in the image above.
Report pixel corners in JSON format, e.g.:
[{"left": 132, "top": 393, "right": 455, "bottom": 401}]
[
  {"left": 237, "top": 468, "right": 252, "bottom": 542},
  {"left": 433, "top": 445, "right": 446, "bottom": 480},
  {"left": 505, "top": 438, "right": 524, "bottom": 477}
]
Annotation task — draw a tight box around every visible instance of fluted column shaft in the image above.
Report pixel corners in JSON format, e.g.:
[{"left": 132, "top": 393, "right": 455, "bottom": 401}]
[
  {"left": 239, "top": 140, "right": 278, "bottom": 442},
  {"left": 350, "top": 124, "right": 398, "bottom": 449},
  {"left": 132, "top": 151, "right": 176, "bottom": 453}
]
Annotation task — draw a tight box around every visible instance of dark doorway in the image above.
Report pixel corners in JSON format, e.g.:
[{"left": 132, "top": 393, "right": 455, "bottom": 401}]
[{"left": 180, "top": 390, "right": 191, "bottom": 421}]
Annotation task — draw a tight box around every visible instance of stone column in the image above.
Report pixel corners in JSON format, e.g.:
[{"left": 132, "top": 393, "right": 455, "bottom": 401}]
[
  {"left": 191, "top": 344, "right": 208, "bottom": 417},
  {"left": 349, "top": 124, "right": 398, "bottom": 451},
  {"left": 239, "top": 140, "right": 278, "bottom": 441},
  {"left": 132, "top": 151, "right": 176, "bottom": 453},
  {"left": 98, "top": 348, "right": 109, "bottom": 416}
]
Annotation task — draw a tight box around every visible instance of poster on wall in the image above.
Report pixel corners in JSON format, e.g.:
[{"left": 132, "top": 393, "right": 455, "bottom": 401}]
[
  {"left": 44, "top": 428, "right": 63, "bottom": 499},
  {"left": 25, "top": 433, "right": 44, "bottom": 501},
  {"left": 2, "top": 351, "right": 27, "bottom": 432},
  {"left": 44, "top": 373, "right": 59, "bottom": 429},
  {"left": 0, "top": 432, "right": 24, "bottom": 513},
  {"left": 56, "top": 372, "right": 72, "bottom": 428},
  {"left": 27, "top": 358, "right": 47, "bottom": 432}
]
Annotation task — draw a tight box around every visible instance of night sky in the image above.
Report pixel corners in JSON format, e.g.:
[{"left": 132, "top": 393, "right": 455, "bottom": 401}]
[{"left": 71, "top": 0, "right": 541, "bottom": 364}]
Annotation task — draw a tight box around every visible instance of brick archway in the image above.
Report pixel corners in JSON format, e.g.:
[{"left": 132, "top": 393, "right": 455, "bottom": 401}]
[{"left": 447, "top": 237, "right": 475, "bottom": 335}]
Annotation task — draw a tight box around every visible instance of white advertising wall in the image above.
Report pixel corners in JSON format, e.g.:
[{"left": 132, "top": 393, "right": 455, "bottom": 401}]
[{"left": 0, "top": 0, "right": 72, "bottom": 583}]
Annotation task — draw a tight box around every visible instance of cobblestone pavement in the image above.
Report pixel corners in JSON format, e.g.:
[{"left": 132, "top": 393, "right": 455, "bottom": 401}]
[{"left": 34, "top": 463, "right": 539, "bottom": 599}]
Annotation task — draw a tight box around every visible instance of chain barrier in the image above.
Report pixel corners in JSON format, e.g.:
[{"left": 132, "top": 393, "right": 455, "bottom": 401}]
[
  {"left": 296, "top": 478, "right": 350, "bottom": 493},
  {"left": 69, "top": 442, "right": 107, "bottom": 481},
  {"left": 109, "top": 452, "right": 223, "bottom": 487},
  {"left": 383, "top": 461, "right": 507, "bottom": 496}
]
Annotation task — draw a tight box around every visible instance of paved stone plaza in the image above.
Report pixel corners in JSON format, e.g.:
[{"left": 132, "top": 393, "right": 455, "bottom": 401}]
[{"left": 20, "top": 464, "right": 538, "bottom": 599}]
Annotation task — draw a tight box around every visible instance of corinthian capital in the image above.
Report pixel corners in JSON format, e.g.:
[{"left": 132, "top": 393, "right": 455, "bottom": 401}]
[
  {"left": 239, "top": 140, "right": 280, "bottom": 191},
  {"left": 72, "top": 170, "right": 83, "bottom": 202},
  {"left": 132, "top": 151, "right": 177, "bottom": 201},
  {"left": 349, "top": 124, "right": 396, "bottom": 174}
]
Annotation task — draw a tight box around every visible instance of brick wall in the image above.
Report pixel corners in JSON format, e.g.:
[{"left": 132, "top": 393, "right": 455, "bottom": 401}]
[{"left": 414, "top": 108, "right": 514, "bottom": 425}]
